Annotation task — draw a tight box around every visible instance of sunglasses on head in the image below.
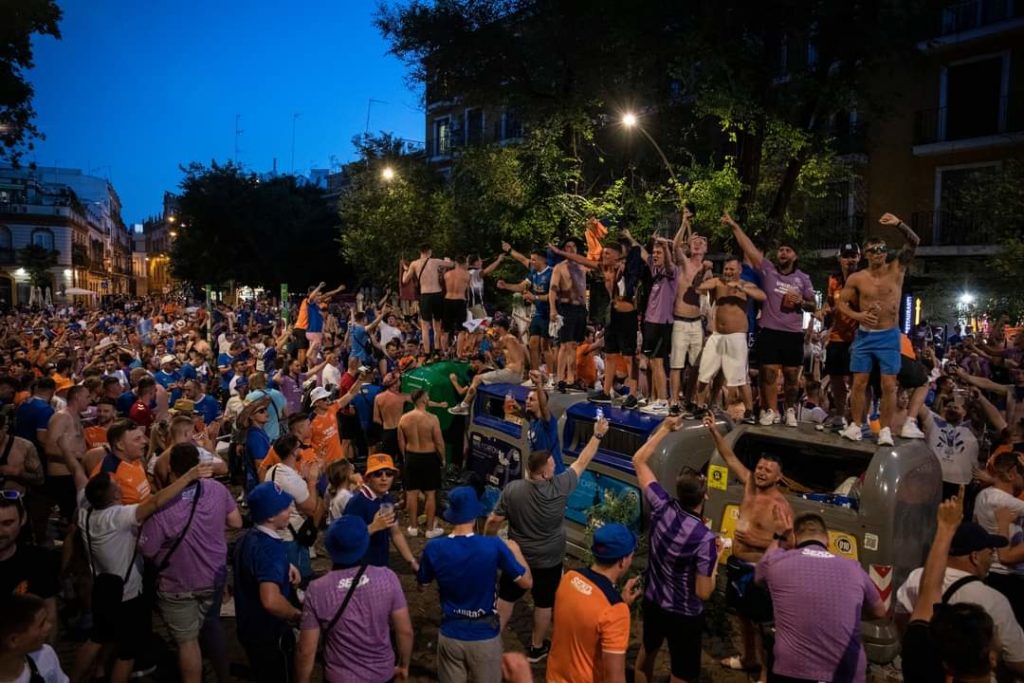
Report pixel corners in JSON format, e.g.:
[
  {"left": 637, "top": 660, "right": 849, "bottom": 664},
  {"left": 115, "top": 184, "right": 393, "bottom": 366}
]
[{"left": 369, "top": 470, "right": 395, "bottom": 479}]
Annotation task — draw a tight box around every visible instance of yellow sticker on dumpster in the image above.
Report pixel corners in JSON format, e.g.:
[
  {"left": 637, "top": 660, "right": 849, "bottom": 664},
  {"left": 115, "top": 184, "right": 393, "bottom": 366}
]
[
  {"left": 827, "top": 531, "right": 858, "bottom": 561},
  {"left": 708, "top": 464, "right": 729, "bottom": 491}
]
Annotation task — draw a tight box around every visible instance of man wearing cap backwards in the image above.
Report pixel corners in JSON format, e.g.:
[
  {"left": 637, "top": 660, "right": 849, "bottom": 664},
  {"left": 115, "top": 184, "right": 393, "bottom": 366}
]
[
  {"left": 836, "top": 213, "right": 920, "bottom": 447},
  {"left": 296, "top": 516, "right": 414, "bottom": 683},
  {"left": 417, "top": 486, "right": 533, "bottom": 682},
  {"left": 233, "top": 482, "right": 303, "bottom": 683},
  {"left": 896, "top": 519, "right": 1024, "bottom": 678},
  {"left": 821, "top": 243, "right": 861, "bottom": 427},
  {"left": 724, "top": 212, "right": 817, "bottom": 428},
  {"left": 486, "top": 415, "right": 609, "bottom": 663},
  {"left": 345, "top": 452, "right": 420, "bottom": 572},
  {"left": 546, "top": 523, "right": 642, "bottom": 683}
]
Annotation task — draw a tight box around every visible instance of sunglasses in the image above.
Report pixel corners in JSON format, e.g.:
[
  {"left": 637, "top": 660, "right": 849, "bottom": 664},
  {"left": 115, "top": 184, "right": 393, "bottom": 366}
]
[
  {"left": 864, "top": 245, "right": 888, "bottom": 255},
  {"left": 1, "top": 490, "right": 24, "bottom": 501},
  {"left": 368, "top": 470, "right": 395, "bottom": 479}
]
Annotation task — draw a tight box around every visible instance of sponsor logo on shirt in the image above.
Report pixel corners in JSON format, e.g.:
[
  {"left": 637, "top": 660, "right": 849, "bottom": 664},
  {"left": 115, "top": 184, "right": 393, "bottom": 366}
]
[
  {"left": 336, "top": 574, "right": 371, "bottom": 590},
  {"left": 571, "top": 575, "right": 593, "bottom": 596}
]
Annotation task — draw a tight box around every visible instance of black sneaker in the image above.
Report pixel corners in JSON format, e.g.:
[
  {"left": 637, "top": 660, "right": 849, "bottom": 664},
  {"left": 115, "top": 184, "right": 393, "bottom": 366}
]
[
  {"left": 669, "top": 403, "right": 681, "bottom": 416},
  {"left": 621, "top": 395, "right": 638, "bottom": 409},
  {"left": 589, "top": 390, "right": 613, "bottom": 403},
  {"left": 742, "top": 410, "right": 757, "bottom": 425},
  {"left": 526, "top": 640, "right": 551, "bottom": 663},
  {"left": 556, "top": 380, "right": 568, "bottom": 394}
]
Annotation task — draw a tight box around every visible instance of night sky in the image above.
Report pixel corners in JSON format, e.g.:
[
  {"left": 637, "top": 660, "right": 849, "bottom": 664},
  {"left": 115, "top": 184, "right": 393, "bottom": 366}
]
[{"left": 27, "top": 0, "right": 423, "bottom": 223}]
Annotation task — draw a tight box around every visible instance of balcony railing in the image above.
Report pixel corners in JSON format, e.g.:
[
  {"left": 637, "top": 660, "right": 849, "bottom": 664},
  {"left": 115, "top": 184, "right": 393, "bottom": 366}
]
[
  {"left": 914, "top": 93, "right": 1023, "bottom": 145},
  {"left": 801, "top": 212, "right": 865, "bottom": 251},
  {"left": 938, "top": 0, "right": 1022, "bottom": 36},
  {"left": 71, "top": 245, "right": 89, "bottom": 267},
  {"left": 911, "top": 210, "right": 1001, "bottom": 246}
]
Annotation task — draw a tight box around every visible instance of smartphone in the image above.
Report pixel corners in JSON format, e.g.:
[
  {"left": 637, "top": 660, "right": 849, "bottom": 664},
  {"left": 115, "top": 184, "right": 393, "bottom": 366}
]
[{"left": 358, "top": 365, "right": 370, "bottom": 374}]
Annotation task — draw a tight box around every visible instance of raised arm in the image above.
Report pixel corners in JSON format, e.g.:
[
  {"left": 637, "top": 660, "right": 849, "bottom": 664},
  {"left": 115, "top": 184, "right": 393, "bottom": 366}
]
[
  {"left": 497, "top": 278, "right": 530, "bottom": 294},
  {"left": 401, "top": 258, "right": 420, "bottom": 285},
  {"left": 910, "top": 490, "right": 962, "bottom": 622},
  {"left": 672, "top": 211, "right": 691, "bottom": 263},
  {"left": 135, "top": 464, "right": 211, "bottom": 523},
  {"left": 548, "top": 244, "right": 600, "bottom": 269},
  {"left": 366, "top": 306, "right": 390, "bottom": 334},
  {"left": 721, "top": 212, "right": 762, "bottom": 267},
  {"left": 569, "top": 417, "right": 609, "bottom": 478},
  {"left": 954, "top": 367, "right": 1009, "bottom": 396},
  {"left": 501, "top": 242, "right": 531, "bottom": 269},
  {"left": 481, "top": 254, "right": 505, "bottom": 276},
  {"left": 633, "top": 416, "right": 682, "bottom": 489},
  {"left": 619, "top": 229, "right": 648, "bottom": 262},
  {"left": 529, "top": 370, "right": 550, "bottom": 421},
  {"left": 879, "top": 213, "right": 920, "bottom": 266},
  {"left": 702, "top": 414, "right": 749, "bottom": 484}
]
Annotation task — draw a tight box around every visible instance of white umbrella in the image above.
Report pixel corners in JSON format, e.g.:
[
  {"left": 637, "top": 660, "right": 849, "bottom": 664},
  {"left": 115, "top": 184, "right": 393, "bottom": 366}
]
[{"left": 65, "top": 287, "right": 98, "bottom": 296}]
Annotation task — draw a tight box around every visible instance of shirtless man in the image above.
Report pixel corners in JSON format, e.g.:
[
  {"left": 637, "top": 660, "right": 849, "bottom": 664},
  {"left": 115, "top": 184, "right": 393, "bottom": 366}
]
[
  {"left": 449, "top": 318, "right": 527, "bottom": 414},
  {"left": 548, "top": 238, "right": 589, "bottom": 388},
  {"left": 956, "top": 364, "right": 1024, "bottom": 451},
  {"left": 498, "top": 245, "right": 553, "bottom": 375},
  {"left": 671, "top": 212, "right": 713, "bottom": 413},
  {"left": 836, "top": 213, "right": 920, "bottom": 447},
  {"left": 43, "top": 385, "right": 91, "bottom": 531},
  {"left": 0, "top": 409, "right": 43, "bottom": 497},
  {"left": 398, "top": 389, "right": 445, "bottom": 538},
  {"left": 695, "top": 257, "right": 766, "bottom": 418},
  {"left": 402, "top": 245, "right": 452, "bottom": 354},
  {"left": 374, "top": 373, "right": 448, "bottom": 462},
  {"left": 703, "top": 414, "right": 793, "bottom": 675},
  {"left": 442, "top": 256, "right": 471, "bottom": 354}
]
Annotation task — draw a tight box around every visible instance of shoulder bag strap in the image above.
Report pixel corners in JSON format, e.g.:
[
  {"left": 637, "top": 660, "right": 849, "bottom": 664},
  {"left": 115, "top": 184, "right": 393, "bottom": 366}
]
[
  {"left": 325, "top": 563, "right": 368, "bottom": 634},
  {"left": 84, "top": 506, "right": 139, "bottom": 582},
  {"left": 157, "top": 482, "right": 202, "bottom": 573},
  {"left": 941, "top": 575, "right": 981, "bottom": 604}
]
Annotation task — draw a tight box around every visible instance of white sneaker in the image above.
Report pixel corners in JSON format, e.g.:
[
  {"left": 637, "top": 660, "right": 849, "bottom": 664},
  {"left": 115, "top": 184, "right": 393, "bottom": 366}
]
[
  {"left": 877, "top": 427, "right": 894, "bottom": 447},
  {"left": 448, "top": 403, "right": 470, "bottom": 416},
  {"left": 425, "top": 526, "right": 444, "bottom": 539},
  {"left": 900, "top": 418, "right": 925, "bottom": 439},
  {"left": 840, "top": 422, "right": 863, "bottom": 441},
  {"left": 759, "top": 409, "right": 777, "bottom": 426},
  {"left": 406, "top": 526, "right": 419, "bottom": 537},
  {"left": 785, "top": 408, "right": 798, "bottom": 427}
]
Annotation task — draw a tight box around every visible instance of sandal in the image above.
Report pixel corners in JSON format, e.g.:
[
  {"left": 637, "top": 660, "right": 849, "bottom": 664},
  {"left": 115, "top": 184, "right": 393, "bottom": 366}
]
[{"left": 720, "top": 656, "right": 759, "bottom": 672}]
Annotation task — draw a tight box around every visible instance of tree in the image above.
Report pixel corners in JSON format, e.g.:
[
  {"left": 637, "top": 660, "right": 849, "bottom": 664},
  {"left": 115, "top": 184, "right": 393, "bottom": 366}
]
[
  {"left": 170, "top": 161, "right": 342, "bottom": 289},
  {"left": 18, "top": 243, "right": 57, "bottom": 288},
  {"left": 0, "top": 0, "right": 62, "bottom": 165}
]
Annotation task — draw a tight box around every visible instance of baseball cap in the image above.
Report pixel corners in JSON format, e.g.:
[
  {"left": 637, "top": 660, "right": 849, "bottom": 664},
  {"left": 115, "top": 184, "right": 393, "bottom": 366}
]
[
  {"left": 160, "top": 354, "right": 176, "bottom": 366},
  {"left": 591, "top": 523, "right": 637, "bottom": 563},
  {"left": 247, "top": 482, "right": 293, "bottom": 523},
  {"left": 949, "top": 522, "right": 1008, "bottom": 556},
  {"left": 364, "top": 453, "right": 397, "bottom": 477},
  {"left": 324, "top": 515, "right": 370, "bottom": 566},
  {"left": 838, "top": 243, "right": 861, "bottom": 258},
  {"left": 309, "top": 386, "right": 331, "bottom": 404},
  {"left": 442, "top": 486, "right": 483, "bottom": 525}
]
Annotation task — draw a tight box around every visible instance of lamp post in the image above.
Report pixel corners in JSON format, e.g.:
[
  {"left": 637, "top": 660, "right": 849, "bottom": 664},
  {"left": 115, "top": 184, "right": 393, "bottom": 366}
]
[{"left": 621, "top": 112, "right": 680, "bottom": 187}]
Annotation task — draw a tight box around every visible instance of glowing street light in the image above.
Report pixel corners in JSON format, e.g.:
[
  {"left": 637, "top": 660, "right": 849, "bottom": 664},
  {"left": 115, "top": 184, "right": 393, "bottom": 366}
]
[
  {"left": 381, "top": 166, "right": 396, "bottom": 181},
  {"left": 167, "top": 215, "right": 176, "bottom": 223},
  {"left": 621, "top": 112, "right": 638, "bottom": 128},
  {"left": 959, "top": 292, "right": 975, "bottom": 306}
]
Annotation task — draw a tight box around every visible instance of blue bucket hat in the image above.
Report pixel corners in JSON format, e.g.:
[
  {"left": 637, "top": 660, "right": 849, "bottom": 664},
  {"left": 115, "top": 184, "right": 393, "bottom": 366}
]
[
  {"left": 325, "top": 516, "right": 370, "bottom": 566},
  {"left": 247, "top": 482, "right": 293, "bottom": 524},
  {"left": 591, "top": 523, "right": 637, "bottom": 563},
  {"left": 442, "top": 486, "right": 483, "bottom": 525}
]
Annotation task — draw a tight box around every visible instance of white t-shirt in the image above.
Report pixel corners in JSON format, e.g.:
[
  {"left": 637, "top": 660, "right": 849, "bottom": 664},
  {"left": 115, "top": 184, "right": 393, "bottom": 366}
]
[
  {"left": 378, "top": 323, "right": 402, "bottom": 347},
  {"left": 974, "top": 486, "right": 1024, "bottom": 576},
  {"left": 266, "top": 463, "right": 310, "bottom": 543},
  {"left": 14, "top": 645, "right": 68, "bottom": 683},
  {"left": 322, "top": 363, "right": 341, "bottom": 390},
  {"left": 924, "top": 412, "right": 978, "bottom": 485},
  {"left": 328, "top": 488, "right": 354, "bottom": 524},
  {"left": 896, "top": 566, "right": 1024, "bottom": 664},
  {"left": 76, "top": 491, "right": 144, "bottom": 601}
]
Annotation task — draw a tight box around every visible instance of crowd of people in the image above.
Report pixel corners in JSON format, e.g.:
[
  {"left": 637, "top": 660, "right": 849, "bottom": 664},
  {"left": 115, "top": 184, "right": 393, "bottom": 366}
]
[{"left": 0, "top": 209, "right": 1022, "bottom": 683}]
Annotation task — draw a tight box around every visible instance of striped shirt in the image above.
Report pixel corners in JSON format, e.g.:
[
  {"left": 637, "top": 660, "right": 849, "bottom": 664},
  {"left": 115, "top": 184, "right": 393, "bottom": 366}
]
[{"left": 642, "top": 482, "right": 717, "bottom": 616}]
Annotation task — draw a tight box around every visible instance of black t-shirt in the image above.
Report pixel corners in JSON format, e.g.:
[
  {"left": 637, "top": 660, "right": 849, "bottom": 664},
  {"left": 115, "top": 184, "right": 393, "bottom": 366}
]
[
  {"left": 0, "top": 544, "right": 60, "bottom": 599},
  {"left": 901, "top": 620, "right": 944, "bottom": 683}
]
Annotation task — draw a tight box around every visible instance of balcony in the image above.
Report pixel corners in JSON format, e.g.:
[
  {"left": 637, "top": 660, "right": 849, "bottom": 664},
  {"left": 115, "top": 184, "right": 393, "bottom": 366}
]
[
  {"left": 913, "top": 93, "right": 1024, "bottom": 147},
  {"left": 71, "top": 245, "right": 89, "bottom": 267},
  {"left": 911, "top": 210, "right": 1000, "bottom": 246},
  {"left": 801, "top": 212, "right": 865, "bottom": 252},
  {"left": 938, "top": 0, "right": 1023, "bottom": 36}
]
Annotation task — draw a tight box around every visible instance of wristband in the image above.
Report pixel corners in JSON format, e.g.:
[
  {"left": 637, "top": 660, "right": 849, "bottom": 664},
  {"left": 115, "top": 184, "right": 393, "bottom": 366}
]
[{"left": 593, "top": 432, "right": 605, "bottom": 440}]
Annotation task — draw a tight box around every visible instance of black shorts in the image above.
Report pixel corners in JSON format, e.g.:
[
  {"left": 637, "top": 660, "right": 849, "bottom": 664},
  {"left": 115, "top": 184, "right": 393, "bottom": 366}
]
[
  {"left": 339, "top": 412, "right": 362, "bottom": 440},
  {"left": 641, "top": 599, "right": 704, "bottom": 682},
  {"left": 42, "top": 473, "right": 76, "bottom": 521},
  {"left": 755, "top": 328, "right": 805, "bottom": 368},
  {"left": 381, "top": 428, "right": 400, "bottom": 462},
  {"left": 442, "top": 299, "right": 467, "bottom": 334},
  {"left": 420, "top": 293, "right": 444, "bottom": 322},
  {"left": 823, "top": 340, "right": 852, "bottom": 377},
  {"left": 725, "top": 556, "right": 773, "bottom": 624},
  {"left": 642, "top": 322, "right": 672, "bottom": 359},
  {"left": 558, "top": 303, "right": 587, "bottom": 344},
  {"left": 870, "top": 355, "right": 929, "bottom": 394},
  {"left": 292, "top": 328, "right": 309, "bottom": 351},
  {"left": 528, "top": 316, "right": 549, "bottom": 339},
  {"left": 498, "top": 563, "right": 562, "bottom": 609},
  {"left": 604, "top": 309, "right": 638, "bottom": 356},
  {"left": 90, "top": 595, "right": 148, "bottom": 660},
  {"left": 404, "top": 451, "right": 441, "bottom": 491}
]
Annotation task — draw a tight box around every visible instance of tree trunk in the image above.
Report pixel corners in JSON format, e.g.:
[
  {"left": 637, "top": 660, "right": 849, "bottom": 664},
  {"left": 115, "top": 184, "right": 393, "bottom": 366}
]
[
  {"left": 764, "top": 151, "right": 809, "bottom": 243},
  {"left": 735, "top": 116, "right": 765, "bottom": 224}
]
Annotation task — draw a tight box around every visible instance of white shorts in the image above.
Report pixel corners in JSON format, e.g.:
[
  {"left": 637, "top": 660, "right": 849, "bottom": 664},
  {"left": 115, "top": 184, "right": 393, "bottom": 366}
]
[
  {"left": 479, "top": 367, "right": 523, "bottom": 385},
  {"left": 670, "top": 319, "right": 704, "bottom": 369},
  {"left": 697, "top": 332, "right": 749, "bottom": 387}
]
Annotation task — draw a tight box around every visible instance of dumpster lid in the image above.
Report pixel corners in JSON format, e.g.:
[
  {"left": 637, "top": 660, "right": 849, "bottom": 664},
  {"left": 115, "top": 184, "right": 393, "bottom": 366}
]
[
  {"left": 477, "top": 383, "right": 531, "bottom": 402},
  {"left": 566, "top": 401, "right": 666, "bottom": 434}
]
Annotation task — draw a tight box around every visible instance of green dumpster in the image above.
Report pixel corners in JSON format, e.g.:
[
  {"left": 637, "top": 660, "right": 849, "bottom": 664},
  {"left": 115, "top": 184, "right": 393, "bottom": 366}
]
[{"left": 400, "top": 361, "right": 471, "bottom": 465}]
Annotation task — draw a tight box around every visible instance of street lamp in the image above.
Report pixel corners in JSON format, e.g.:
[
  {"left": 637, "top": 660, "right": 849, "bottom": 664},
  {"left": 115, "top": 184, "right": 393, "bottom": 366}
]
[
  {"left": 167, "top": 215, "right": 176, "bottom": 223},
  {"left": 958, "top": 292, "right": 975, "bottom": 305},
  {"left": 381, "top": 166, "right": 396, "bottom": 181},
  {"left": 620, "top": 111, "right": 679, "bottom": 187}
]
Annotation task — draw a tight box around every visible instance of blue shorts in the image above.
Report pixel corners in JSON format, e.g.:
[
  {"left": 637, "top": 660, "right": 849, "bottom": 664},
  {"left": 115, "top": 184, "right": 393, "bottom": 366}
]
[
  {"left": 529, "top": 316, "right": 549, "bottom": 338},
  {"left": 850, "top": 327, "right": 901, "bottom": 376}
]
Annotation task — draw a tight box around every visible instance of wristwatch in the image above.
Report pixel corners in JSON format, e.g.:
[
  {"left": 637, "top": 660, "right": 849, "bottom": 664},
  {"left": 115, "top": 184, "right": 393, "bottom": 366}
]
[{"left": 594, "top": 432, "right": 605, "bottom": 440}]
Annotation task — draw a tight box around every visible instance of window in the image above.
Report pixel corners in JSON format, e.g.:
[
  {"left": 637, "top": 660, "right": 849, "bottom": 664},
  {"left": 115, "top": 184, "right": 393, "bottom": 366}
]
[
  {"left": 943, "top": 55, "right": 1005, "bottom": 140},
  {"left": 502, "top": 109, "right": 522, "bottom": 140},
  {"left": 433, "top": 117, "right": 452, "bottom": 157},
  {"left": 934, "top": 163, "right": 998, "bottom": 243},
  {"left": 465, "top": 108, "right": 484, "bottom": 145},
  {"left": 31, "top": 229, "right": 54, "bottom": 251}
]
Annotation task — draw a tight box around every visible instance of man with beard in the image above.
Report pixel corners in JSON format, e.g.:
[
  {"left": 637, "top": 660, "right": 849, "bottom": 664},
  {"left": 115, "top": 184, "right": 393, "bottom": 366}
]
[
  {"left": 703, "top": 414, "right": 793, "bottom": 676},
  {"left": 724, "top": 213, "right": 816, "bottom": 428},
  {"left": 84, "top": 398, "right": 117, "bottom": 448},
  {"left": 956, "top": 365, "right": 1024, "bottom": 453},
  {"left": 822, "top": 244, "right": 861, "bottom": 427},
  {"left": 917, "top": 388, "right": 978, "bottom": 504},
  {"left": 837, "top": 213, "right": 920, "bottom": 447},
  {"left": 694, "top": 257, "right": 766, "bottom": 420}
]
